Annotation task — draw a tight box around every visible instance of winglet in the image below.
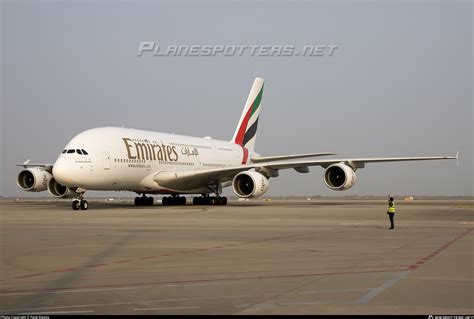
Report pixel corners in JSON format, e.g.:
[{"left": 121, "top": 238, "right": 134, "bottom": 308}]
[
  {"left": 456, "top": 151, "right": 459, "bottom": 167},
  {"left": 21, "top": 159, "right": 31, "bottom": 168}
]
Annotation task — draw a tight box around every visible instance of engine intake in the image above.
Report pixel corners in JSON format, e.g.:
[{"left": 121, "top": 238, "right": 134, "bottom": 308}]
[
  {"left": 17, "top": 168, "right": 52, "bottom": 192},
  {"left": 232, "top": 171, "right": 269, "bottom": 198},
  {"left": 48, "top": 178, "right": 78, "bottom": 198},
  {"left": 324, "top": 163, "right": 357, "bottom": 191}
]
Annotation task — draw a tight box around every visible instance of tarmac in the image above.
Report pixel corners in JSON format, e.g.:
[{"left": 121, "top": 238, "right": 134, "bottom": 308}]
[{"left": 0, "top": 198, "right": 473, "bottom": 315}]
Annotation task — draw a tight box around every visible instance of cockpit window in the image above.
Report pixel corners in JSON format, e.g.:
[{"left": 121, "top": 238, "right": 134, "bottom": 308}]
[
  {"left": 82, "top": 149, "right": 89, "bottom": 155},
  {"left": 62, "top": 150, "right": 67, "bottom": 154},
  {"left": 76, "top": 149, "right": 83, "bottom": 155},
  {"left": 67, "top": 149, "right": 75, "bottom": 154}
]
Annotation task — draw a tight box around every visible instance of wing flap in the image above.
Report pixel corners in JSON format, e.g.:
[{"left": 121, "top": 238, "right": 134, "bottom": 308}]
[{"left": 251, "top": 152, "right": 336, "bottom": 163}]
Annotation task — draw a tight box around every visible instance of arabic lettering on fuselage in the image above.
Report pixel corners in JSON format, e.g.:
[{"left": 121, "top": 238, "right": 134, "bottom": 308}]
[{"left": 180, "top": 146, "right": 199, "bottom": 157}]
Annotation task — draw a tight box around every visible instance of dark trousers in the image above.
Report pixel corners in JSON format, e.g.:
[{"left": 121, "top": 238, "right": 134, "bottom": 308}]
[{"left": 387, "top": 212, "right": 395, "bottom": 229}]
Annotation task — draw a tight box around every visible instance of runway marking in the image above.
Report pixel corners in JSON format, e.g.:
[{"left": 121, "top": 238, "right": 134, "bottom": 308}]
[
  {"left": 134, "top": 306, "right": 200, "bottom": 311},
  {"left": 407, "top": 228, "right": 473, "bottom": 271},
  {"left": 0, "top": 295, "right": 246, "bottom": 312},
  {"left": 354, "top": 228, "right": 474, "bottom": 304},
  {"left": 280, "top": 301, "right": 330, "bottom": 306},
  {"left": 355, "top": 271, "right": 410, "bottom": 304},
  {"left": 52, "top": 268, "right": 79, "bottom": 273},
  {"left": 20, "top": 310, "right": 94, "bottom": 314},
  {"left": 296, "top": 288, "right": 374, "bottom": 294},
  {"left": 14, "top": 273, "right": 45, "bottom": 279},
  {"left": 0, "top": 268, "right": 405, "bottom": 295},
  {"left": 8, "top": 231, "right": 315, "bottom": 281},
  {"left": 85, "top": 263, "right": 108, "bottom": 268},
  {"left": 162, "top": 281, "right": 248, "bottom": 288},
  {"left": 0, "top": 282, "right": 247, "bottom": 297},
  {"left": 0, "top": 286, "right": 139, "bottom": 297},
  {"left": 113, "top": 259, "right": 133, "bottom": 264}
]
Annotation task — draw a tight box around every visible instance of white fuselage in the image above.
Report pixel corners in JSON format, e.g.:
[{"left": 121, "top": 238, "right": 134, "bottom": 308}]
[{"left": 53, "top": 127, "right": 250, "bottom": 194}]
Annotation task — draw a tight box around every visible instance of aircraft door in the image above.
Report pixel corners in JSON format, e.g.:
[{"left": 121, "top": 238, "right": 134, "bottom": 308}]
[{"left": 102, "top": 152, "right": 111, "bottom": 170}]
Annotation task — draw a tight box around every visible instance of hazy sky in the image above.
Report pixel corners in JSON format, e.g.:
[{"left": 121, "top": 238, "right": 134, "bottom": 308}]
[{"left": 1, "top": 0, "right": 472, "bottom": 197}]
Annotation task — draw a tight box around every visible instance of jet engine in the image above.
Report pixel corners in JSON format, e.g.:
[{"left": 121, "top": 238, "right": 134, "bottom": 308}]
[
  {"left": 232, "top": 171, "right": 269, "bottom": 198},
  {"left": 47, "top": 178, "right": 78, "bottom": 198},
  {"left": 324, "top": 163, "right": 357, "bottom": 191},
  {"left": 17, "top": 168, "right": 52, "bottom": 192}
]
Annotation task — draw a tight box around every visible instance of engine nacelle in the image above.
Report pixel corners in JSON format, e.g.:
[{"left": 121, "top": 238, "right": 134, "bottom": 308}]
[
  {"left": 232, "top": 171, "right": 269, "bottom": 198},
  {"left": 47, "top": 178, "right": 78, "bottom": 198},
  {"left": 17, "top": 168, "right": 52, "bottom": 192},
  {"left": 324, "top": 163, "right": 357, "bottom": 191}
]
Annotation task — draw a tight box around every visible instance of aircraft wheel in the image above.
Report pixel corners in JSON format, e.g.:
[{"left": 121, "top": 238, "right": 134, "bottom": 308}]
[
  {"left": 180, "top": 197, "right": 186, "bottom": 205},
  {"left": 80, "top": 200, "right": 88, "bottom": 210},
  {"left": 134, "top": 197, "right": 140, "bottom": 206},
  {"left": 162, "top": 197, "right": 168, "bottom": 206},
  {"left": 72, "top": 200, "right": 80, "bottom": 211},
  {"left": 221, "top": 197, "right": 227, "bottom": 205},
  {"left": 147, "top": 197, "right": 154, "bottom": 206}
]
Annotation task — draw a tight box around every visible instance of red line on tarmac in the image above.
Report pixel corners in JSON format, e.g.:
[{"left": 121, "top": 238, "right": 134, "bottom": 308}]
[
  {"left": 408, "top": 228, "right": 473, "bottom": 271},
  {"left": 52, "top": 268, "right": 79, "bottom": 273},
  {"left": 1, "top": 268, "right": 407, "bottom": 294},
  {"left": 8, "top": 231, "right": 317, "bottom": 282},
  {"left": 84, "top": 264, "right": 107, "bottom": 268},
  {"left": 14, "top": 273, "right": 45, "bottom": 279}
]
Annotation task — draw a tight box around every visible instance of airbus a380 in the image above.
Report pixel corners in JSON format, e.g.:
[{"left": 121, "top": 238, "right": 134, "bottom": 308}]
[{"left": 17, "top": 77, "right": 457, "bottom": 210}]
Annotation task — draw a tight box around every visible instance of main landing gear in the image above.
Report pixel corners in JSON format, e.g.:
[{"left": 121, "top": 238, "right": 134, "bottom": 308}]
[
  {"left": 192, "top": 195, "right": 227, "bottom": 206},
  {"left": 72, "top": 192, "right": 88, "bottom": 211},
  {"left": 162, "top": 196, "right": 186, "bottom": 206},
  {"left": 135, "top": 194, "right": 154, "bottom": 206}
]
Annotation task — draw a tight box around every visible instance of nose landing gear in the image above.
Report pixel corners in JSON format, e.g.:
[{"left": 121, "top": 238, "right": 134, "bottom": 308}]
[{"left": 72, "top": 191, "right": 88, "bottom": 210}]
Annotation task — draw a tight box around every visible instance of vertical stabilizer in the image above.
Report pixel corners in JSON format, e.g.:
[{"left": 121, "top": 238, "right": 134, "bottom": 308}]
[{"left": 231, "top": 77, "right": 264, "bottom": 151}]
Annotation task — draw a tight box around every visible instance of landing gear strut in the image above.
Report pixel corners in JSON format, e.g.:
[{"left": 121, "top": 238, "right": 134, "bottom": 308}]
[
  {"left": 134, "top": 194, "right": 154, "bottom": 206},
  {"left": 162, "top": 195, "right": 186, "bottom": 206},
  {"left": 72, "top": 192, "right": 88, "bottom": 211},
  {"left": 192, "top": 182, "right": 228, "bottom": 206}
]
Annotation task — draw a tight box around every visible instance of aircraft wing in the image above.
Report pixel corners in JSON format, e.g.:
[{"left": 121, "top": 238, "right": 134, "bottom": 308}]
[
  {"left": 264, "top": 154, "right": 458, "bottom": 170},
  {"left": 154, "top": 153, "right": 458, "bottom": 191},
  {"left": 16, "top": 159, "right": 54, "bottom": 172}
]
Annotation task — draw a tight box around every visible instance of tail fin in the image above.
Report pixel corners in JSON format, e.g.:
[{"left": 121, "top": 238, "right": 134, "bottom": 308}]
[{"left": 231, "top": 77, "right": 264, "bottom": 151}]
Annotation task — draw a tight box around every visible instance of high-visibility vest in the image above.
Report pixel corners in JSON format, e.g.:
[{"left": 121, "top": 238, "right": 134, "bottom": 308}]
[{"left": 388, "top": 202, "right": 396, "bottom": 213}]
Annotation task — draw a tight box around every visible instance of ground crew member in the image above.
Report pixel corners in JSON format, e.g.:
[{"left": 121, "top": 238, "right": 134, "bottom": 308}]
[{"left": 387, "top": 197, "right": 396, "bottom": 229}]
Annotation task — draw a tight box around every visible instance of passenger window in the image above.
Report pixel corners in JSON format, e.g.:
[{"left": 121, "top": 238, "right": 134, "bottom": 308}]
[
  {"left": 76, "top": 149, "right": 83, "bottom": 155},
  {"left": 82, "top": 149, "right": 89, "bottom": 155},
  {"left": 67, "top": 149, "right": 75, "bottom": 154},
  {"left": 62, "top": 150, "right": 67, "bottom": 154}
]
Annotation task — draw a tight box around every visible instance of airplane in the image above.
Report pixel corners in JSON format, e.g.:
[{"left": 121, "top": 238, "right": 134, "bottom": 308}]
[{"left": 16, "top": 77, "right": 457, "bottom": 210}]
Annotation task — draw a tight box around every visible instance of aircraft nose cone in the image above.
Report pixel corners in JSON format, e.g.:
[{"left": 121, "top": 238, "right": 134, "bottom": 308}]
[{"left": 52, "top": 158, "right": 74, "bottom": 186}]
